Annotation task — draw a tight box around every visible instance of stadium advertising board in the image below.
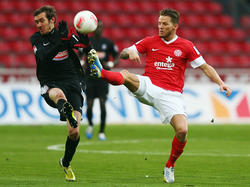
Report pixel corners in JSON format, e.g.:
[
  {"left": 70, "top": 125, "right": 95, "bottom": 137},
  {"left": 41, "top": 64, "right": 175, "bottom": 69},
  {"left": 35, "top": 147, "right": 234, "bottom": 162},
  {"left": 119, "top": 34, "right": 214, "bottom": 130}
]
[{"left": 0, "top": 83, "right": 249, "bottom": 124}]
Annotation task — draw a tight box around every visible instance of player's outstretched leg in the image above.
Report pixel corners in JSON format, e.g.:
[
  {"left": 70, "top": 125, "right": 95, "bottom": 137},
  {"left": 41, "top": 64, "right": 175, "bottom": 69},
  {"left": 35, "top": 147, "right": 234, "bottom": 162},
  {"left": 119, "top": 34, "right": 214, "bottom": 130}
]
[
  {"left": 163, "top": 166, "right": 175, "bottom": 183},
  {"left": 87, "top": 49, "right": 124, "bottom": 85},
  {"left": 62, "top": 102, "right": 78, "bottom": 128},
  {"left": 59, "top": 158, "right": 76, "bottom": 181},
  {"left": 88, "top": 49, "right": 103, "bottom": 78}
]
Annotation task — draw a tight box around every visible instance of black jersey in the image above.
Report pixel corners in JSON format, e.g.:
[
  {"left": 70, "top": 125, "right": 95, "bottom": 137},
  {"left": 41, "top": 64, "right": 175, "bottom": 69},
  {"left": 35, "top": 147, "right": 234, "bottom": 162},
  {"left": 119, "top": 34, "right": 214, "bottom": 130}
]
[
  {"left": 86, "top": 37, "right": 118, "bottom": 83},
  {"left": 89, "top": 37, "right": 119, "bottom": 70},
  {"left": 30, "top": 28, "right": 83, "bottom": 86}
]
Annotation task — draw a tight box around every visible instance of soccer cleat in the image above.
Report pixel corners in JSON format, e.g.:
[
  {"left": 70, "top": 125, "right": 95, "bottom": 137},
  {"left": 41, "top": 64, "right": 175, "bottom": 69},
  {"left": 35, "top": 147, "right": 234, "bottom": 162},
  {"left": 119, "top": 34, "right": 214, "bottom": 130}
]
[
  {"left": 85, "top": 126, "right": 93, "bottom": 139},
  {"left": 62, "top": 102, "right": 78, "bottom": 128},
  {"left": 87, "top": 49, "right": 102, "bottom": 78},
  {"left": 98, "top": 132, "right": 106, "bottom": 141},
  {"left": 59, "top": 158, "right": 76, "bottom": 181},
  {"left": 163, "top": 166, "right": 175, "bottom": 183}
]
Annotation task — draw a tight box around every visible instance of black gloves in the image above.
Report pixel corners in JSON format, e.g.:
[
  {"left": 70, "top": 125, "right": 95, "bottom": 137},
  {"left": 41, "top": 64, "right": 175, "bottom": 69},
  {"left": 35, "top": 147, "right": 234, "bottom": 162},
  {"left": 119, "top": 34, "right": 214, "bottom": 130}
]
[
  {"left": 57, "top": 20, "right": 91, "bottom": 52},
  {"left": 58, "top": 20, "right": 69, "bottom": 39},
  {"left": 77, "top": 31, "right": 90, "bottom": 46}
]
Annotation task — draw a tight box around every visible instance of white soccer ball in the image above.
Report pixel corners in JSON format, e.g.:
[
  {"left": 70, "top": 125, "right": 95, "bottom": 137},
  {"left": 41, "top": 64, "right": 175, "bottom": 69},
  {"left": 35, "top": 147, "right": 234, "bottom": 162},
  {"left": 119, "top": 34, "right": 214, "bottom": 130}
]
[{"left": 73, "top": 10, "right": 98, "bottom": 34}]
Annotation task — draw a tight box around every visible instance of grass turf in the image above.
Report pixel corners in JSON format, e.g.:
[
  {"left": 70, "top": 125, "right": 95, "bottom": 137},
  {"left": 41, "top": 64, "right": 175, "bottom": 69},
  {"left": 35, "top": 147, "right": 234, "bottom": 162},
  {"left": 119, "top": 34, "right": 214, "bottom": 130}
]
[{"left": 0, "top": 124, "right": 250, "bottom": 186}]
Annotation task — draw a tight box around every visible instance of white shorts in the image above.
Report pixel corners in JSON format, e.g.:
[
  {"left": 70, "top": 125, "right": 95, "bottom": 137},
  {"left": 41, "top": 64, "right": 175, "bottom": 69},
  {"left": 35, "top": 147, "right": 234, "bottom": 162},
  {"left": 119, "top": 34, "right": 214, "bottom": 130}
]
[{"left": 133, "top": 75, "right": 186, "bottom": 124}]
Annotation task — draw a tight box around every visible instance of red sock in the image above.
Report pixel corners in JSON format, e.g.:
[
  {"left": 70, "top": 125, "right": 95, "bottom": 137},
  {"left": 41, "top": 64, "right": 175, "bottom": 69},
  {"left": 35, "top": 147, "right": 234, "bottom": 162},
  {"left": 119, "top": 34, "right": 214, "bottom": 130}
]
[
  {"left": 101, "top": 69, "right": 124, "bottom": 85},
  {"left": 166, "top": 136, "right": 187, "bottom": 168}
]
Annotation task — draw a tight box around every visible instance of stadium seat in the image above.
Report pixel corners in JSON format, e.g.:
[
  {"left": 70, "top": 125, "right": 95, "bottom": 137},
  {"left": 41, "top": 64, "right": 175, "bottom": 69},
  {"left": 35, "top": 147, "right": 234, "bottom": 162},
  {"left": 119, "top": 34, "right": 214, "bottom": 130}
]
[
  {"left": 15, "top": 0, "right": 33, "bottom": 12},
  {"left": 181, "top": 15, "right": 201, "bottom": 27},
  {"left": 99, "top": 14, "right": 115, "bottom": 27},
  {"left": 201, "top": 15, "right": 217, "bottom": 28},
  {"left": 50, "top": 1, "right": 70, "bottom": 13},
  {"left": 0, "top": 13, "right": 8, "bottom": 26},
  {"left": 206, "top": 2, "right": 223, "bottom": 14},
  {"left": 186, "top": 2, "right": 208, "bottom": 14},
  {"left": 115, "top": 14, "right": 135, "bottom": 27},
  {"left": 18, "top": 27, "right": 37, "bottom": 40},
  {"left": 194, "top": 28, "right": 212, "bottom": 41},
  {"left": 0, "top": 0, "right": 16, "bottom": 12},
  {"left": 0, "top": 42, "right": 11, "bottom": 54},
  {"left": 216, "top": 15, "right": 234, "bottom": 28},
  {"left": 227, "top": 29, "right": 246, "bottom": 41},
  {"left": 205, "top": 55, "right": 227, "bottom": 67},
  {"left": 105, "top": 1, "right": 122, "bottom": 13},
  {"left": 10, "top": 41, "right": 31, "bottom": 53},
  {"left": 120, "top": 1, "right": 139, "bottom": 13},
  {"left": 240, "top": 42, "right": 250, "bottom": 53},
  {"left": 210, "top": 28, "right": 230, "bottom": 41},
  {"left": 0, "top": 54, "right": 12, "bottom": 67},
  {"left": 138, "top": 1, "right": 156, "bottom": 13},
  {"left": 7, "top": 13, "right": 28, "bottom": 26},
  {"left": 15, "top": 54, "right": 36, "bottom": 68},
  {"left": 240, "top": 16, "right": 250, "bottom": 28},
  {"left": 222, "top": 42, "right": 242, "bottom": 54},
  {"left": 0, "top": 27, "right": 19, "bottom": 40},
  {"left": 174, "top": 2, "right": 193, "bottom": 14}
]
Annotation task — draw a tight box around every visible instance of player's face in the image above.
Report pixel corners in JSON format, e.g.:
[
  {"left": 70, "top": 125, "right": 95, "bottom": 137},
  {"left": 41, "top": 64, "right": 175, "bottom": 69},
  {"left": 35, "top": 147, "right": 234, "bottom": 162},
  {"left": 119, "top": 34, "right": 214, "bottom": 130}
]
[
  {"left": 34, "top": 12, "right": 55, "bottom": 35},
  {"left": 158, "top": 16, "right": 178, "bottom": 40}
]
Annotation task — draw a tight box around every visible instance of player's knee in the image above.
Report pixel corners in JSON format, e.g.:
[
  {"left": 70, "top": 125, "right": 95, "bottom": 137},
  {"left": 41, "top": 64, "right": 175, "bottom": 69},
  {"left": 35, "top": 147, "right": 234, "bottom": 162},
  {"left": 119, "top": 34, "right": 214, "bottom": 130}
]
[
  {"left": 49, "top": 90, "right": 66, "bottom": 103},
  {"left": 120, "top": 69, "right": 130, "bottom": 79},
  {"left": 176, "top": 128, "right": 188, "bottom": 141},
  {"left": 69, "top": 129, "right": 80, "bottom": 140}
]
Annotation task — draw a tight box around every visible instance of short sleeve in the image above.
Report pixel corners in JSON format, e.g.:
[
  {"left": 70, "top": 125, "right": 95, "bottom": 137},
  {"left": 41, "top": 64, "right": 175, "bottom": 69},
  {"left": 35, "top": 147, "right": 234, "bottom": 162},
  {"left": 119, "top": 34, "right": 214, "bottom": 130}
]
[
  {"left": 134, "top": 38, "right": 148, "bottom": 54},
  {"left": 190, "top": 56, "right": 206, "bottom": 68}
]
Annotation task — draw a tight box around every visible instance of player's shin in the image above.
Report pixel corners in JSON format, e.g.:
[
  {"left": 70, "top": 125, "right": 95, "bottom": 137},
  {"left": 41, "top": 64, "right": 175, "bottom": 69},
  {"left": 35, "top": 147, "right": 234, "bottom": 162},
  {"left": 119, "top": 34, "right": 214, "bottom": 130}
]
[
  {"left": 166, "top": 136, "right": 187, "bottom": 168},
  {"left": 62, "top": 136, "right": 80, "bottom": 167},
  {"left": 101, "top": 69, "right": 124, "bottom": 85},
  {"left": 57, "top": 99, "right": 66, "bottom": 113}
]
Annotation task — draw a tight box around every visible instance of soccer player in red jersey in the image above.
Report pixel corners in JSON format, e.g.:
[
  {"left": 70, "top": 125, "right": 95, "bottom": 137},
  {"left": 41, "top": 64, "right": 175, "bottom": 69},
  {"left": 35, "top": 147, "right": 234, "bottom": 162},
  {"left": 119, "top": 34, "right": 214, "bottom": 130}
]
[{"left": 88, "top": 8, "right": 231, "bottom": 183}]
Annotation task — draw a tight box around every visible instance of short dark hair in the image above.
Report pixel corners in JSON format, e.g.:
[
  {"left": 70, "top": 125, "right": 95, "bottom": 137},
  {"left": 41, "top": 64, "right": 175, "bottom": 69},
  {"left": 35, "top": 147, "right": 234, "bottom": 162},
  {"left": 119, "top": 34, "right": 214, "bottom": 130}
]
[
  {"left": 160, "top": 8, "right": 180, "bottom": 24},
  {"left": 33, "top": 5, "right": 57, "bottom": 22}
]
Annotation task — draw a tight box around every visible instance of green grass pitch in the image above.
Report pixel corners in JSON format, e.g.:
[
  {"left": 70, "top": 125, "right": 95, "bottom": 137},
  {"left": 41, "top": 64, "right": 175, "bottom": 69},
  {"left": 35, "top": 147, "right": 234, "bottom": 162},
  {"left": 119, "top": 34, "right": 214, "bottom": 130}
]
[{"left": 0, "top": 124, "right": 250, "bottom": 186}]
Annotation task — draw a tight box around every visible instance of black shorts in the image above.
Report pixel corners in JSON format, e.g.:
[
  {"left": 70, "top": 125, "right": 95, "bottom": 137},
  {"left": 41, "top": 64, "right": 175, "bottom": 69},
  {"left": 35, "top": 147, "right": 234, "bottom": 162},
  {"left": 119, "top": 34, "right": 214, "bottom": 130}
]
[
  {"left": 41, "top": 79, "right": 84, "bottom": 121},
  {"left": 86, "top": 78, "right": 109, "bottom": 99}
]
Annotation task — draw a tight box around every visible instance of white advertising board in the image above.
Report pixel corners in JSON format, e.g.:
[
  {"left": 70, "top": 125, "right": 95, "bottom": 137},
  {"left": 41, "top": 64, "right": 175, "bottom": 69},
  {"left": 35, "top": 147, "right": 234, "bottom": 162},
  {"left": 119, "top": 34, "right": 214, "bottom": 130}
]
[{"left": 0, "top": 83, "right": 249, "bottom": 125}]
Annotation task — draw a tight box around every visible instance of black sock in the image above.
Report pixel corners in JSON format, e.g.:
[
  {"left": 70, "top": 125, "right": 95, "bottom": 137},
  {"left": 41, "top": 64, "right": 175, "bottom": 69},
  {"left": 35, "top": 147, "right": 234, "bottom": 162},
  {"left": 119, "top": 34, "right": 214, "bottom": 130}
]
[
  {"left": 57, "top": 99, "right": 66, "bottom": 114},
  {"left": 100, "top": 108, "right": 106, "bottom": 133},
  {"left": 87, "top": 108, "right": 93, "bottom": 126},
  {"left": 62, "top": 136, "right": 80, "bottom": 167}
]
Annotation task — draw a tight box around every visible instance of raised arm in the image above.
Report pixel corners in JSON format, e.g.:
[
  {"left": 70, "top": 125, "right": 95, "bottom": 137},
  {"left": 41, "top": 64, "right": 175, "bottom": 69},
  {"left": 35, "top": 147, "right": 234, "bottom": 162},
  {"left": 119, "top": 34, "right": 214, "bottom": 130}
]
[
  {"left": 120, "top": 48, "right": 141, "bottom": 63},
  {"left": 199, "top": 63, "right": 232, "bottom": 97}
]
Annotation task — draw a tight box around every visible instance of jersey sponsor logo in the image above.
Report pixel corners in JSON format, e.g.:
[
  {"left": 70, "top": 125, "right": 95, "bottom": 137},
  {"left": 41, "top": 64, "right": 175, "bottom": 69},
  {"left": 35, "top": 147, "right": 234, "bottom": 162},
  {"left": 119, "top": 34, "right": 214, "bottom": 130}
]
[
  {"left": 152, "top": 48, "right": 159, "bottom": 51},
  {"left": 154, "top": 56, "right": 175, "bottom": 70},
  {"left": 174, "top": 49, "right": 182, "bottom": 57},
  {"left": 53, "top": 50, "right": 69, "bottom": 61}
]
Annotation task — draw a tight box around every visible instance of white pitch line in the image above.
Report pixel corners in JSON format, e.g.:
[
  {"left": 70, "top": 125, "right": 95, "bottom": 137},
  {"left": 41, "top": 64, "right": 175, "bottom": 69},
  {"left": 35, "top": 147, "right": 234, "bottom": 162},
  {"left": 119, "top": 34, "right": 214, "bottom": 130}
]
[{"left": 47, "top": 139, "right": 250, "bottom": 158}]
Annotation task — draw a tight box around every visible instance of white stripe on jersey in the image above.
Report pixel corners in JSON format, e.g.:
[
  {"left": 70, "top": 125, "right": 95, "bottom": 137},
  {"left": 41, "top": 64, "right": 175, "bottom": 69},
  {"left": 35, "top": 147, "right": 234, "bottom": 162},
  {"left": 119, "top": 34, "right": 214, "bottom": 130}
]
[{"left": 190, "top": 56, "right": 206, "bottom": 68}]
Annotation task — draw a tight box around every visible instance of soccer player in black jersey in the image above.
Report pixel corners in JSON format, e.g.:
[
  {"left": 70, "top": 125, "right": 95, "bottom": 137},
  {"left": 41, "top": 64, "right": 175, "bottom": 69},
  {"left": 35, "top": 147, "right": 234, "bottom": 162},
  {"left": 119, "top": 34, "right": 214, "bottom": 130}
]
[
  {"left": 30, "top": 5, "right": 91, "bottom": 181},
  {"left": 79, "top": 20, "right": 119, "bottom": 141}
]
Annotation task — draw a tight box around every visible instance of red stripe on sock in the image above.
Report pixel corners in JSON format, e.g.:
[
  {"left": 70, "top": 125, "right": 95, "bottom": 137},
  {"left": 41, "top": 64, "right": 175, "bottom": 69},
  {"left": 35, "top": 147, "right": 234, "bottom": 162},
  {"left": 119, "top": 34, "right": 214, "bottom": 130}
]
[
  {"left": 166, "top": 136, "right": 187, "bottom": 168},
  {"left": 101, "top": 69, "right": 124, "bottom": 85}
]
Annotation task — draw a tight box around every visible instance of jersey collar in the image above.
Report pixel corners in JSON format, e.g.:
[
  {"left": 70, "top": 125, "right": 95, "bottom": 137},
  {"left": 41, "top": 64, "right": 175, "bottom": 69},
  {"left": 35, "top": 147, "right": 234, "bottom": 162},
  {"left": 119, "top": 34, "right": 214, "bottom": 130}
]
[{"left": 161, "top": 35, "right": 178, "bottom": 45}]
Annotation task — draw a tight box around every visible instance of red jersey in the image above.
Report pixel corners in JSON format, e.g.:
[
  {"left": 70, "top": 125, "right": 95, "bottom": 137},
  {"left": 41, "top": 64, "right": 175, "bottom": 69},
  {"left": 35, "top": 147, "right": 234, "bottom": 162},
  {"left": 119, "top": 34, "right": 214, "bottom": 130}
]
[{"left": 134, "top": 35, "right": 202, "bottom": 93}]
